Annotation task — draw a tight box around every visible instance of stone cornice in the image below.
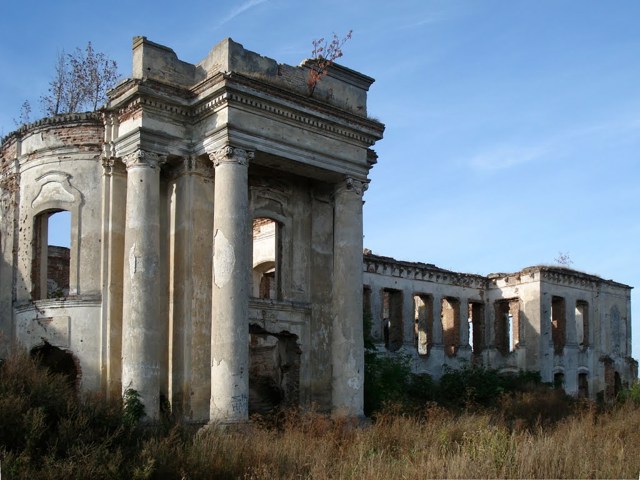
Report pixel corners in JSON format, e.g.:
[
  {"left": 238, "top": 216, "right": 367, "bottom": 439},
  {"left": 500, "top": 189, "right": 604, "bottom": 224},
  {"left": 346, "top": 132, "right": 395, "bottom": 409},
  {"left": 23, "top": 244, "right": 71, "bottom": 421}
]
[
  {"left": 109, "top": 75, "right": 384, "bottom": 148},
  {"left": 1, "top": 112, "right": 103, "bottom": 147},
  {"left": 488, "top": 265, "right": 632, "bottom": 290},
  {"left": 363, "top": 253, "right": 489, "bottom": 289}
]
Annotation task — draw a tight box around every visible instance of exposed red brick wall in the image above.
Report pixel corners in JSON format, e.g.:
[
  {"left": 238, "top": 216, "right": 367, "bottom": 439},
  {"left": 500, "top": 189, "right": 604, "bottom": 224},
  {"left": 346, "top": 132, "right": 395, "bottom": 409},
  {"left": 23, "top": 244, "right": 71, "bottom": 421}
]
[{"left": 47, "top": 246, "right": 70, "bottom": 296}]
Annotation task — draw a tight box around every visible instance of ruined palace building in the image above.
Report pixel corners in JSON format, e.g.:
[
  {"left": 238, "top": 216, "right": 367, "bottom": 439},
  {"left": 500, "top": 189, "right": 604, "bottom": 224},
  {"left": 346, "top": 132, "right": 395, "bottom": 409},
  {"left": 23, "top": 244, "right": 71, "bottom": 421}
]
[{"left": 0, "top": 37, "right": 635, "bottom": 421}]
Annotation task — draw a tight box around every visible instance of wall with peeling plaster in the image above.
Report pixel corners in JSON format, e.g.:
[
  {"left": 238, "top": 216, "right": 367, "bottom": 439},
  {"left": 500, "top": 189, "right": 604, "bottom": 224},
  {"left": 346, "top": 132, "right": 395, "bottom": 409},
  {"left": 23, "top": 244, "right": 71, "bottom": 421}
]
[{"left": 364, "top": 253, "right": 637, "bottom": 400}]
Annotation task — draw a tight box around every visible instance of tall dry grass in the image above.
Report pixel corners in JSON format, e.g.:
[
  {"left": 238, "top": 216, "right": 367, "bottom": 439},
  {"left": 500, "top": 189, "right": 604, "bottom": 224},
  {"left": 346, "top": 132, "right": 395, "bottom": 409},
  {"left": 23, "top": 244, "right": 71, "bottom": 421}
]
[
  {"left": 101, "top": 402, "right": 640, "bottom": 479},
  {"left": 2, "top": 349, "right": 640, "bottom": 479}
]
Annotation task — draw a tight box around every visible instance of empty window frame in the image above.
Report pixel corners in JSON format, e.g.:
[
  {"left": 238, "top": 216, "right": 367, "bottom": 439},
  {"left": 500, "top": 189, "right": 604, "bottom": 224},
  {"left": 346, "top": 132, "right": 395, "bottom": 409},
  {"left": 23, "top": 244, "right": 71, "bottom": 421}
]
[
  {"left": 383, "top": 289, "right": 403, "bottom": 352},
  {"left": 494, "top": 299, "right": 519, "bottom": 355},
  {"left": 578, "top": 372, "right": 589, "bottom": 398},
  {"left": 33, "top": 210, "right": 71, "bottom": 300},
  {"left": 551, "top": 296, "right": 566, "bottom": 355},
  {"left": 575, "top": 301, "right": 589, "bottom": 350},
  {"left": 554, "top": 371, "right": 565, "bottom": 390},
  {"left": 252, "top": 218, "right": 280, "bottom": 300},
  {"left": 468, "top": 302, "right": 485, "bottom": 354},
  {"left": 441, "top": 297, "right": 460, "bottom": 358},
  {"left": 414, "top": 294, "right": 433, "bottom": 355}
]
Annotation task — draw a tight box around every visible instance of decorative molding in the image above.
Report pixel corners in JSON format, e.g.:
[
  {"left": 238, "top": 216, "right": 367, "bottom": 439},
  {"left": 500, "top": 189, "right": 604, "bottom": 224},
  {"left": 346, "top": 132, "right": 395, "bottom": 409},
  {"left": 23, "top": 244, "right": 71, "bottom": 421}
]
[
  {"left": 122, "top": 149, "right": 166, "bottom": 170},
  {"left": 209, "top": 146, "right": 254, "bottom": 167},
  {"left": 224, "top": 91, "right": 380, "bottom": 146},
  {"left": 336, "top": 176, "right": 368, "bottom": 197},
  {"left": 363, "top": 253, "right": 488, "bottom": 289},
  {"left": 102, "top": 157, "right": 126, "bottom": 176},
  {"left": 114, "top": 85, "right": 380, "bottom": 146}
]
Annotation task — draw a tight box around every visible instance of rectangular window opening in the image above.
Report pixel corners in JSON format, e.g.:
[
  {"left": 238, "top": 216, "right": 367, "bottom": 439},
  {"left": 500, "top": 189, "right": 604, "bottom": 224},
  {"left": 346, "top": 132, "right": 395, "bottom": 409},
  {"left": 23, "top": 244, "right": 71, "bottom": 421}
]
[
  {"left": 383, "top": 289, "right": 403, "bottom": 352},
  {"left": 441, "top": 297, "right": 460, "bottom": 358},
  {"left": 551, "top": 296, "right": 566, "bottom": 355},
  {"left": 576, "top": 301, "right": 589, "bottom": 350},
  {"left": 494, "top": 299, "right": 519, "bottom": 355},
  {"left": 33, "top": 210, "right": 71, "bottom": 300},
  {"left": 468, "top": 302, "right": 485, "bottom": 355},
  {"left": 414, "top": 294, "right": 433, "bottom": 356}
]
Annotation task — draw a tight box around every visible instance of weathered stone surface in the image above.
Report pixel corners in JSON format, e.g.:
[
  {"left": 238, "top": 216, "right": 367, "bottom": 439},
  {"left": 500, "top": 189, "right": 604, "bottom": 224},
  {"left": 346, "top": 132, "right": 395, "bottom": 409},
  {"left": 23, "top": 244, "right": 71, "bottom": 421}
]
[
  {"left": 363, "top": 252, "right": 637, "bottom": 399},
  {"left": 0, "top": 37, "right": 384, "bottom": 422},
  {"left": 0, "top": 35, "right": 633, "bottom": 424}
]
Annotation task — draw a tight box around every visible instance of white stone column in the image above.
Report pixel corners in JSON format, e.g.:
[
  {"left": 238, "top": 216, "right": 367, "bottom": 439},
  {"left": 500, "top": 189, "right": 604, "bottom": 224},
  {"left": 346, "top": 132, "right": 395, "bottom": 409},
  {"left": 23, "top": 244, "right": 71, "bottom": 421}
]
[
  {"left": 208, "top": 145, "right": 252, "bottom": 423},
  {"left": 332, "top": 176, "right": 367, "bottom": 417},
  {"left": 121, "top": 149, "right": 165, "bottom": 420}
]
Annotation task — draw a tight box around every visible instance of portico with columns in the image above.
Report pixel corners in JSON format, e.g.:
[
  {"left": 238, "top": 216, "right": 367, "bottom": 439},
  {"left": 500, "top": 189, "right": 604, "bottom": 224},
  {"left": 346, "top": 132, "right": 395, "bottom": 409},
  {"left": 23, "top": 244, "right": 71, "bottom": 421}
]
[{"left": 103, "top": 36, "right": 384, "bottom": 422}]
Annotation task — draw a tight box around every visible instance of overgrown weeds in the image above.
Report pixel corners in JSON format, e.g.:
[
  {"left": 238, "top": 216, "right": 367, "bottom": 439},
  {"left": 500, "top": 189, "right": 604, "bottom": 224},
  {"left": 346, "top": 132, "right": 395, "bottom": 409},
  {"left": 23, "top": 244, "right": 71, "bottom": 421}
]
[{"left": 2, "top": 349, "right": 640, "bottom": 479}]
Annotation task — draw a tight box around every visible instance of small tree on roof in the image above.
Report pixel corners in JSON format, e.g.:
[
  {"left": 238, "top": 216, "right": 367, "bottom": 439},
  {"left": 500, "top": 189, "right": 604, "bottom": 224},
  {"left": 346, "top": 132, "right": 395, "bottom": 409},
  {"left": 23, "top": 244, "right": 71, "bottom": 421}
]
[
  {"left": 306, "top": 30, "right": 352, "bottom": 97},
  {"left": 40, "top": 42, "right": 118, "bottom": 116}
]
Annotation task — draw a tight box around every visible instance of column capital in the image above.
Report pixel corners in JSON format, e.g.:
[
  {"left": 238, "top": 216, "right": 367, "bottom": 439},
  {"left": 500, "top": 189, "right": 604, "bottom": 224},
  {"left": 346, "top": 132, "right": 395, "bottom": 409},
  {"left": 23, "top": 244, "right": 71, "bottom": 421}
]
[
  {"left": 122, "top": 149, "right": 166, "bottom": 170},
  {"left": 102, "top": 157, "right": 126, "bottom": 176},
  {"left": 335, "top": 176, "right": 369, "bottom": 197},
  {"left": 208, "top": 145, "right": 254, "bottom": 167}
]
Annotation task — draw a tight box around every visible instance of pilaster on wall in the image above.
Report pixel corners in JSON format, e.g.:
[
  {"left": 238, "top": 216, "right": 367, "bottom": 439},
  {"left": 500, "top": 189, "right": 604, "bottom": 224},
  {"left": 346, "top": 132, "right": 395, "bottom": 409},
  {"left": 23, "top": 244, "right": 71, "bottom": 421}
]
[
  {"left": 166, "top": 156, "right": 214, "bottom": 422},
  {"left": 100, "top": 157, "right": 126, "bottom": 399},
  {"left": 332, "top": 176, "right": 367, "bottom": 417}
]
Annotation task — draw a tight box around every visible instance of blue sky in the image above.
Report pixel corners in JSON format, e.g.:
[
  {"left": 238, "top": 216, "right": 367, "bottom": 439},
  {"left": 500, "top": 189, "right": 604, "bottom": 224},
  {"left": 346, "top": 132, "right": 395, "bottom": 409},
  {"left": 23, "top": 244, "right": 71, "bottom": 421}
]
[{"left": 1, "top": 1, "right": 639, "bottom": 356}]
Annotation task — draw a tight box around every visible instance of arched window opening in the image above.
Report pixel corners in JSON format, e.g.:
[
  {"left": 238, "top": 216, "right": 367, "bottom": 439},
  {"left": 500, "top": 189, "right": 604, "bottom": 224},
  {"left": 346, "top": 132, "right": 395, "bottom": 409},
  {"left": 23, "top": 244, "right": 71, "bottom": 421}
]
[
  {"left": 553, "top": 371, "right": 565, "bottom": 390},
  {"left": 33, "top": 210, "right": 71, "bottom": 300},
  {"left": 30, "top": 342, "right": 79, "bottom": 388},
  {"left": 578, "top": 372, "right": 589, "bottom": 398},
  {"left": 252, "top": 218, "right": 280, "bottom": 300},
  {"left": 441, "top": 297, "right": 460, "bottom": 358}
]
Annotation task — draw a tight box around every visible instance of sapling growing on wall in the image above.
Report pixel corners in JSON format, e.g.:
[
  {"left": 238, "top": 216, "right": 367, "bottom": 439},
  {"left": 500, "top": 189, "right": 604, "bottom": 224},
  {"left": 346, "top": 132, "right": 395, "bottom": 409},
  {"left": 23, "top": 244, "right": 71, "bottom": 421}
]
[
  {"left": 40, "top": 42, "right": 119, "bottom": 116},
  {"left": 306, "top": 30, "right": 352, "bottom": 97}
]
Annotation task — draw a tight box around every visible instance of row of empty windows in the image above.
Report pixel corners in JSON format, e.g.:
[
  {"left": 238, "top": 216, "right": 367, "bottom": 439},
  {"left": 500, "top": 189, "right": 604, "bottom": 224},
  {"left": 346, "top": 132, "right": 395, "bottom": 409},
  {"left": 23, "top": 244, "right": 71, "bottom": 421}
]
[{"left": 365, "top": 288, "right": 592, "bottom": 358}]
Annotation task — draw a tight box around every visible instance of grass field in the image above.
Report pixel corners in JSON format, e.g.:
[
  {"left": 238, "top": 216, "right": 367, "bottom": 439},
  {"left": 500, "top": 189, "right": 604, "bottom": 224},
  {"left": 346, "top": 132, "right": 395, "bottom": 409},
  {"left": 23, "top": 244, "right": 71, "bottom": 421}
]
[{"left": 2, "top": 350, "right": 639, "bottom": 479}]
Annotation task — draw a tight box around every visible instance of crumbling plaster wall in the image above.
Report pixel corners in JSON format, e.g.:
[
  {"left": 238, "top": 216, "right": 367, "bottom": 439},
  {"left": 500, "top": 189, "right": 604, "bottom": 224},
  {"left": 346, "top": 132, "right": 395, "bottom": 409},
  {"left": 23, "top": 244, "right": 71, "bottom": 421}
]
[
  {"left": 485, "top": 271, "right": 541, "bottom": 372},
  {"left": 1, "top": 114, "right": 105, "bottom": 392},
  {"left": 363, "top": 254, "right": 486, "bottom": 379},
  {"left": 366, "top": 253, "right": 636, "bottom": 399}
]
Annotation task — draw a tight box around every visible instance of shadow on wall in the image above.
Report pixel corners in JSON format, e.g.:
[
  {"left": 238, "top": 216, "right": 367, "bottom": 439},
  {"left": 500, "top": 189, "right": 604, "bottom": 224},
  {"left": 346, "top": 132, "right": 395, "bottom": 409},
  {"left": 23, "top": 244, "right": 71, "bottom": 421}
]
[{"left": 30, "top": 341, "right": 79, "bottom": 389}]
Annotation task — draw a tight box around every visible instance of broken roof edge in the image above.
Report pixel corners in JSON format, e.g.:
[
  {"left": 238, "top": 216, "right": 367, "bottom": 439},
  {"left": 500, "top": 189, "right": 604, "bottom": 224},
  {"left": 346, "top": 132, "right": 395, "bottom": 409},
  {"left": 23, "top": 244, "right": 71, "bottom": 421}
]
[
  {"left": 363, "top": 251, "right": 487, "bottom": 282},
  {"left": 364, "top": 250, "right": 632, "bottom": 290},
  {"left": 129, "top": 36, "right": 375, "bottom": 116},
  {"left": 489, "top": 265, "right": 633, "bottom": 290}
]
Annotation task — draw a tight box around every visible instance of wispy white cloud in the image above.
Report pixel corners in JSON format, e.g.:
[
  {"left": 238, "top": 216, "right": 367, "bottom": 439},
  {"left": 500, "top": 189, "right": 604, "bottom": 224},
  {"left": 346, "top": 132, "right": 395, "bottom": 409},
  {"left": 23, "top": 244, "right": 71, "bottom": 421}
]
[
  {"left": 468, "top": 145, "right": 549, "bottom": 171},
  {"left": 215, "top": 0, "right": 268, "bottom": 29},
  {"left": 467, "top": 112, "right": 640, "bottom": 172}
]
